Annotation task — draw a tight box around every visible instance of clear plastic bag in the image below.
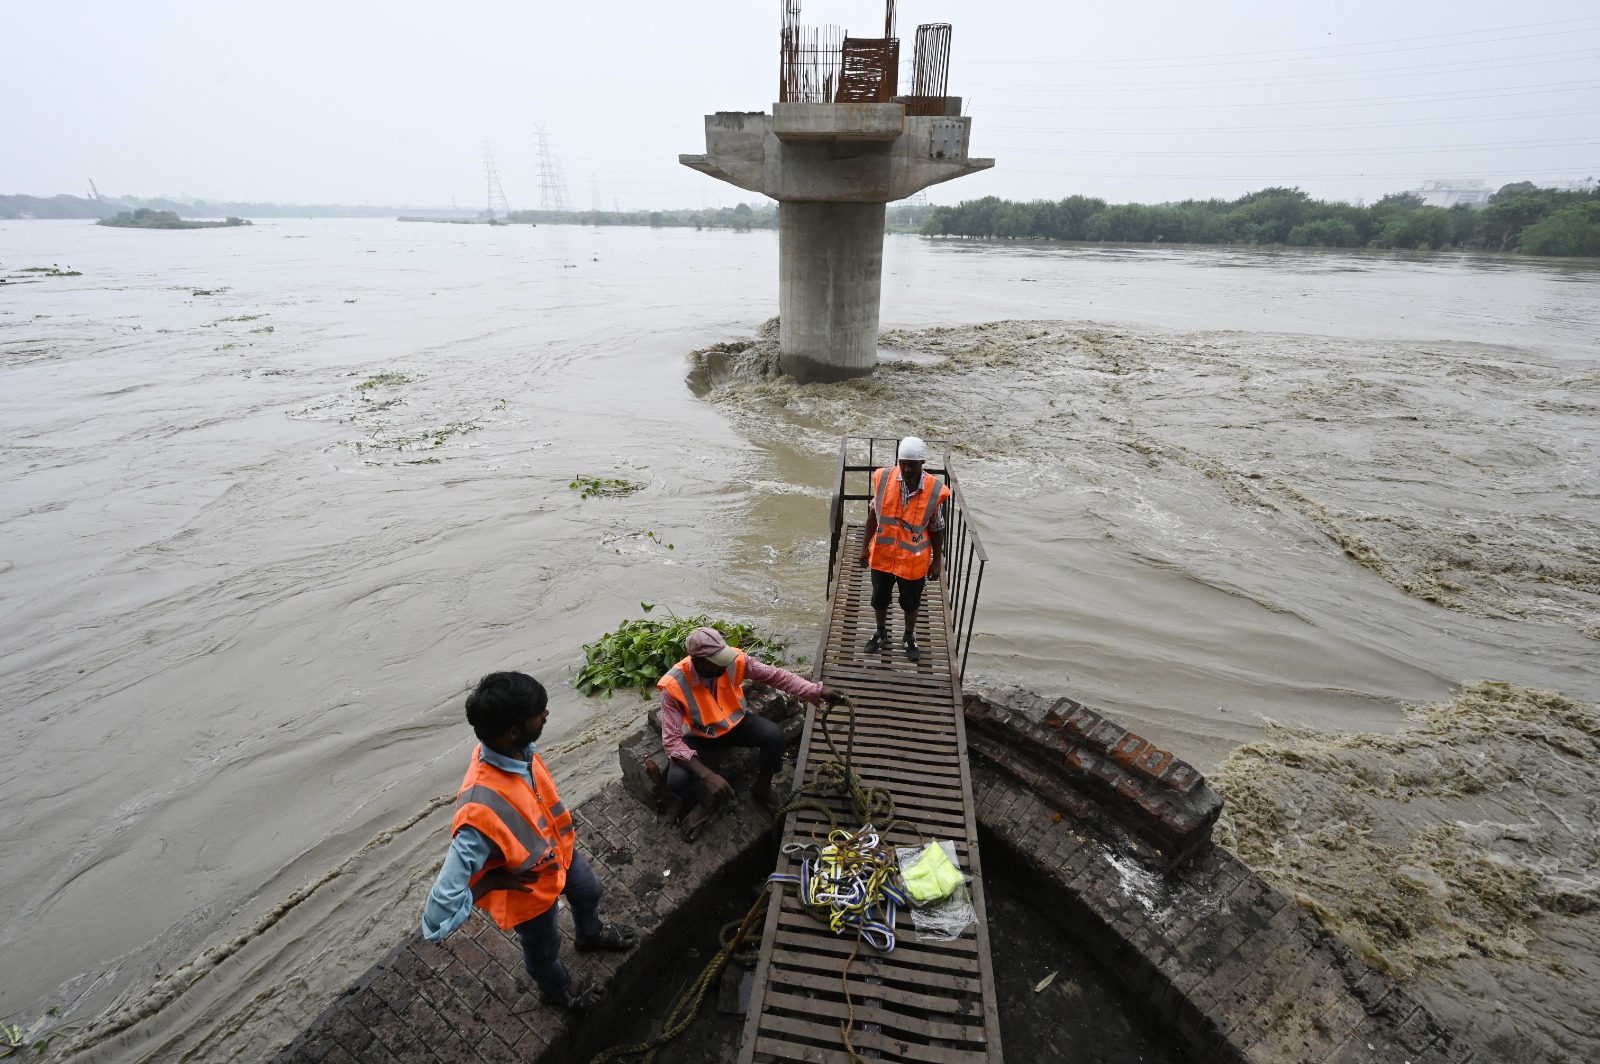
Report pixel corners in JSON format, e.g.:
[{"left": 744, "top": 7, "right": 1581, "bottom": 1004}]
[{"left": 895, "top": 840, "right": 975, "bottom": 942}]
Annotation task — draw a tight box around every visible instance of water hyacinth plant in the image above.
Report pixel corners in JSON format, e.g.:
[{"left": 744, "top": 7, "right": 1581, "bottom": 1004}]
[{"left": 574, "top": 609, "right": 789, "bottom": 697}]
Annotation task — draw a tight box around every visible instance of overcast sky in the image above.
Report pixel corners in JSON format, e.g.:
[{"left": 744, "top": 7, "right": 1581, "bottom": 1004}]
[{"left": 3, "top": 0, "right": 1596, "bottom": 209}]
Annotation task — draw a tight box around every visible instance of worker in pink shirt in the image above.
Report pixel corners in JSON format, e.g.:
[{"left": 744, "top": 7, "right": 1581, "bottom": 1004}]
[{"left": 657, "top": 626, "right": 847, "bottom": 841}]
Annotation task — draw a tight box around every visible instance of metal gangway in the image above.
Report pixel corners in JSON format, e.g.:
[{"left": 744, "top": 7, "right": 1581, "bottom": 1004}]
[{"left": 738, "top": 438, "right": 1001, "bottom": 1064}]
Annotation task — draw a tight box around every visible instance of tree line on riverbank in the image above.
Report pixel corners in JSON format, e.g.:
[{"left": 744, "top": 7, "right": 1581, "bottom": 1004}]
[
  {"left": 505, "top": 203, "right": 778, "bottom": 230},
  {"left": 921, "top": 183, "right": 1600, "bottom": 256}
]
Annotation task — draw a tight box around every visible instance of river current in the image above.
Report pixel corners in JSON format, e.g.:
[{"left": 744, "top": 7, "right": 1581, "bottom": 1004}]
[{"left": 1, "top": 220, "right": 1596, "bottom": 1062}]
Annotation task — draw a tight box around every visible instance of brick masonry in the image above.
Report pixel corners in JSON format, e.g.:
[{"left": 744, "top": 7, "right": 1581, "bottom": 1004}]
[
  {"left": 965, "top": 684, "right": 1223, "bottom": 870},
  {"left": 270, "top": 778, "right": 779, "bottom": 1064},
  {"left": 276, "top": 691, "right": 1478, "bottom": 1064},
  {"left": 975, "top": 761, "right": 1478, "bottom": 1063}
]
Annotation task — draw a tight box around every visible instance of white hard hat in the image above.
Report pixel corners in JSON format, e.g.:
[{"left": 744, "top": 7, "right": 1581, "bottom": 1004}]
[{"left": 897, "top": 436, "right": 929, "bottom": 462}]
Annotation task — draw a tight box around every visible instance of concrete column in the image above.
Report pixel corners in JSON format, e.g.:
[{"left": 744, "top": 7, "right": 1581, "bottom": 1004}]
[{"left": 778, "top": 201, "right": 886, "bottom": 383}]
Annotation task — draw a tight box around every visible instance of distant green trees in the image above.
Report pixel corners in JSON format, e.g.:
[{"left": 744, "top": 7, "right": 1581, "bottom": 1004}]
[
  {"left": 1517, "top": 201, "right": 1600, "bottom": 257},
  {"left": 922, "top": 183, "right": 1600, "bottom": 256}
]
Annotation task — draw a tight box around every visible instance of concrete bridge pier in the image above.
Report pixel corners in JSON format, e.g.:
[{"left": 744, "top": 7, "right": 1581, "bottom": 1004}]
[
  {"left": 682, "top": 103, "right": 993, "bottom": 383},
  {"left": 778, "top": 200, "right": 885, "bottom": 381}
]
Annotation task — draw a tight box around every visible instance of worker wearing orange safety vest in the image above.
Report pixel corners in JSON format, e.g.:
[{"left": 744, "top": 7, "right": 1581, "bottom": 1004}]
[
  {"left": 658, "top": 626, "right": 846, "bottom": 842},
  {"left": 857, "top": 436, "right": 951, "bottom": 663},
  {"left": 422, "top": 672, "right": 635, "bottom": 1013}
]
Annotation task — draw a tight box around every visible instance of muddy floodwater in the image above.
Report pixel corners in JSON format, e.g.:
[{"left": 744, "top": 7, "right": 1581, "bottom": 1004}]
[{"left": 1, "top": 220, "right": 1596, "bottom": 1063}]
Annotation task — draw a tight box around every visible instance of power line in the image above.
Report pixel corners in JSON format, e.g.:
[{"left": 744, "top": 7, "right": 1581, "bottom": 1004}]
[
  {"left": 986, "top": 138, "right": 1599, "bottom": 158},
  {"left": 964, "top": 49, "right": 1600, "bottom": 93},
  {"left": 967, "top": 26, "right": 1600, "bottom": 72},
  {"left": 996, "top": 80, "right": 1600, "bottom": 113},
  {"left": 983, "top": 108, "right": 1599, "bottom": 136},
  {"left": 962, "top": 15, "right": 1600, "bottom": 68}
]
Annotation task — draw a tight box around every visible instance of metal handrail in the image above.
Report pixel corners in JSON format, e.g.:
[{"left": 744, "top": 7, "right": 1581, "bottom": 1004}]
[{"left": 824, "top": 436, "right": 988, "bottom": 684}]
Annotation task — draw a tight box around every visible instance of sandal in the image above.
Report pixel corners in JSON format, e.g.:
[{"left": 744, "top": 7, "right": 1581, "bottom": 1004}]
[
  {"left": 679, "top": 797, "right": 717, "bottom": 843},
  {"left": 679, "top": 814, "right": 709, "bottom": 843},
  {"left": 540, "top": 975, "right": 607, "bottom": 1012},
  {"left": 576, "top": 924, "right": 638, "bottom": 953}
]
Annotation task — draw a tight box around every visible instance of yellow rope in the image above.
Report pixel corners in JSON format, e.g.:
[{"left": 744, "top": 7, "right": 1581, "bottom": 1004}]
[
  {"left": 585, "top": 889, "right": 770, "bottom": 1064},
  {"left": 773, "top": 696, "right": 928, "bottom": 1064},
  {"left": 591, "top": 697, "right": 928, "bottom": 1064}
]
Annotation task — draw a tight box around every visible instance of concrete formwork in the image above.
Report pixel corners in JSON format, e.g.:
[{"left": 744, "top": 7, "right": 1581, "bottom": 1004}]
[{"left": 681, "top": 103, "right": 993, "bottom": 382}]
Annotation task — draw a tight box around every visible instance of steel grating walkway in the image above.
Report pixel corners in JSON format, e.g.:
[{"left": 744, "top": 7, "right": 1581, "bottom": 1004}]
[{"left": 737, "top": 524, "right": 1003, "bottom": 1064}]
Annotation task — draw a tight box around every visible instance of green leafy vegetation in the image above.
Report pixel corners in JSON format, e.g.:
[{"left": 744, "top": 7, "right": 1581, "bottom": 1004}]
[
  {"left": 923, "top": 183, "right": 1600, "bottom": 256},
  {"left": 573, "top": 612, "right": 790, "bottom": 697},
  {"left": 570, "top": 474, "right": 644, "bottom": 500},
  {"left": 1514, "top": 200, "right": 1600, "bottom": 257},
  {"left": 356, "top": 372, "right": 412, "bottom": 391},
  {"left": 16, "top": 266, "right": 81, "bottom": 277},
  {"left": 0, "top": 1014, "right": 77, "bottom": 1059},
  {"left": 97, "top": 209, "right": 251, "bottom": 230}
]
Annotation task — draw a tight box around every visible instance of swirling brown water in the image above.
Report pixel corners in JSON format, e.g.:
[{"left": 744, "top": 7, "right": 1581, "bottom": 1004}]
[{"left": 1, "top": 221, "right": 1595, "bottom": 1062}]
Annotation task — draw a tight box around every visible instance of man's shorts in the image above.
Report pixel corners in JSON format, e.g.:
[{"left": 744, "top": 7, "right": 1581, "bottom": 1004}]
[{"left": 871, "top": 568, "right": 926, "bottom": 612}]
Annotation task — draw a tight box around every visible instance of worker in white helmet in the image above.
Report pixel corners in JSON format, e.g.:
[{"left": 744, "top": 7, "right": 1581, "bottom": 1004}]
[{"left": 857, "top": 436, "right": 951, "bottom": 663}]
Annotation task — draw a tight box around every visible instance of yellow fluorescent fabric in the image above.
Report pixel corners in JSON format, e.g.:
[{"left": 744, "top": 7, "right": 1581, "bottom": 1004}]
[{"left": 902, "top": 841, "right": 964, "bottom": 903}]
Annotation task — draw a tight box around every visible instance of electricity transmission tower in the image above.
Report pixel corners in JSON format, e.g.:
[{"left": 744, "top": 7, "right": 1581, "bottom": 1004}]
[
  {"left": 481, "top": 140, "right": 511, "bottom": 218},
  {"left": 534, "top": 126, "right": 573, "bottom": 212}
]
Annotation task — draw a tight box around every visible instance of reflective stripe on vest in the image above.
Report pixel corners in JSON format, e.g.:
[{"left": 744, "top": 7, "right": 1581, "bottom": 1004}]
[
  {"left": 657, "top": 652, "right": 749, "bottom": 739},
  {"left": 869, "top": 467, "right": 949, "bottom": 580},
  {"left": 454, "top": 784, "right": 553, "bottom": 872},
  {"left": 451, "top": 746, "right": 576, "bottom": 930}
]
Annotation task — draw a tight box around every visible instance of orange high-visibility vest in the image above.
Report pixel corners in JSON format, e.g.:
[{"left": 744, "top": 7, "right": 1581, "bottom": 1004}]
[
  {"left": 868, "top": 466, "right": 951, "bottom": 580},
  {"left": 657, "top": 651, "right": 750, "bottom": 740},
  {"left": 452, "top": 744, "right": 575, "bottom": 930}
]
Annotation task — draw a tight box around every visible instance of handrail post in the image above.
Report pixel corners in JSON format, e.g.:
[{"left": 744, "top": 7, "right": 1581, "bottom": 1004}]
[{"left": 825, "top": 436, "right": 847, "bottom": 593}]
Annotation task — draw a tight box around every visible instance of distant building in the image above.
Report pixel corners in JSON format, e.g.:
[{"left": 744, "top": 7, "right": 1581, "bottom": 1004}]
[{"left": 1413, "top": 179, "right": 1490, "bottom": 208}]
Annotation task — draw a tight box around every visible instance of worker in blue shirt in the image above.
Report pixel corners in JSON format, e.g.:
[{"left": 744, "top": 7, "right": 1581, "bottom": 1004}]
[{"left": 422, "top": 672, "right": 634, "bottom": 1011}]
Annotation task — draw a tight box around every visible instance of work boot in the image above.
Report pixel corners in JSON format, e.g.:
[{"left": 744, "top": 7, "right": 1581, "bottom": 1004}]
[
  {"left": 864, "top": 629, "right": 887, "bottom": 654},
  {"left": 902, "top": 633, "right": 921, "bottom": 662}
]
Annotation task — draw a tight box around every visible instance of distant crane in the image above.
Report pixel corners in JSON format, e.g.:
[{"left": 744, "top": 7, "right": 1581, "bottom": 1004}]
[{"left": 87, "top": 178, "right": 102, "bottom": 201}]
